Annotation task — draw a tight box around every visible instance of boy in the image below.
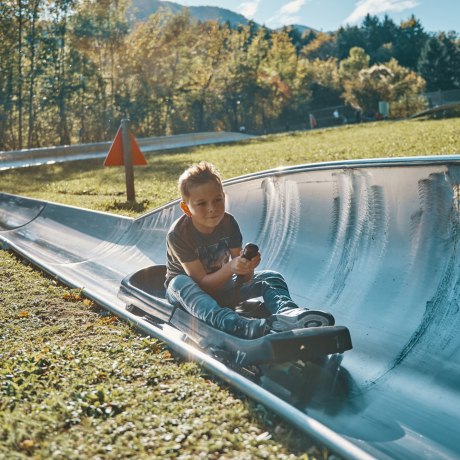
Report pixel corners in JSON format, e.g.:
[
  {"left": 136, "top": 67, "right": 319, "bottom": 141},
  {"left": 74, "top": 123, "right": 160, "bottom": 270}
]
[{"left": 165, "top": 162, "right": 334, "bottom": 340}]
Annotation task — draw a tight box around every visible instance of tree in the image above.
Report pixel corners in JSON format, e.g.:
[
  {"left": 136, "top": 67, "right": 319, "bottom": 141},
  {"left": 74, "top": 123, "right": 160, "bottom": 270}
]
[
  {"left": 301, "top": 32, "right": 337, "bottom": 60},
  {"left": 393, "top": 15, "right": 428, "bottom": 70},
  {"left": 336, "top": 15, "right": 424, "bottom": 67},
  {"left": 360, "top": 14, "right": 397, "bottom": 63},
  {"left": 342, "top": 64, "right": 393, "bottom": 116},
  {"left": 0, "top": 1, "right": 16, "bottom": 149},
  {"left": 373, "top": 15, "right": 398, "bottom": 63},
  {"left": 212, "top": 25, "right": 270, "bottom": 133},
  {"left": 282, "top": 25, "right": 302, "bottom": 53},
  {"left": 361, "top": 14, "right": 384, "bottom": 57},
  {"left": 339, "top": 46, "right": 370, "bottom": 77},
  {"left": 25, "top": 0, "right": 42, "bottom": 148},
  {"left": 71, "top": 0, "right": 130, "bottom": 139},
  {"left": 185, "top": 21, "right": 229, "bottom": 132},
  {"left": 257, "top": 30, "right": 298, "bottom": 131},
  {"left": 386, "top": 59, "right": 426, "bottom": 117},
  {"left": 39, "top": 0, "right": 76, "bottom": 146},
  {"left": 17, "top": 0, "right": 25, "bottom": 148},
  {"left": 418, "top": 32, "right": 460, "bottom": 91},
  {"left": 342, "top": 59, "right": 425, "bottom": 117},
  {"left": 0, "top": 0, "right": 50, "bottom": 149},
  {"left": 298, "top": 58, "right": 342, "bottom": 122},
  {"left": 122, "top": 11, "right": 197, "bottom": 135},
  {"left": 335, "top": 25, "right": 367, "bottom": 60}
]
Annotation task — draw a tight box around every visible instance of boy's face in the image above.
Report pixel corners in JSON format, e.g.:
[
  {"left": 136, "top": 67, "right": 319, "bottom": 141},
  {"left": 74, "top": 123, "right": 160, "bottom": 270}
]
[{"left": 180, "top": 180, "right": 225, "bottom": 234}]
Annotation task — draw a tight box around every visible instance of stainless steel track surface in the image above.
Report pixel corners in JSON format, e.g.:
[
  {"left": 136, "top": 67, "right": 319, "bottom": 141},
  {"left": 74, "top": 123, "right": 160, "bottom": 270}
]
[
  {"left": 0, "top": 132, "right": 253, "bottom": 170},
  {"left": 2, "top": 156, "right": 460, "bottom": 459}
]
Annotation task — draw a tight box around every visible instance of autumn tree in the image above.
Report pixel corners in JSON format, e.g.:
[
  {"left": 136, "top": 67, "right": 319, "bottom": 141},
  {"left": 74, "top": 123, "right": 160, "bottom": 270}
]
[
  {"left": 185, "top": 21, "right": 229, "bottom": 132},
  {"left": 258, "top": 30, "right": 298, "bottom": 130},
  {"left": 71, "top": 0, "right": 130, "bottom": 139},
  {"left": 122, "top": 11, "right": 197, "bottom": 135},
  {"left": 208, "top": 25, "right": 269, "bottom": 133},
  {"left": 342, "top": 51, "right": 425, "bottom": 118},
  {"left": 386, "top": 58, "right": 426, "bottom": 117},
  {"left": 339, "top": 46, "right": 370, "bottom": 77},
  {"left": 299, "top": 32, "right": 335, "bottom": 61},
  {"left": 0, "top": 2, "right": 16, "bottom": 149},
  {"left": 300, "top": 58, "right": 341, "bottom": 111}
]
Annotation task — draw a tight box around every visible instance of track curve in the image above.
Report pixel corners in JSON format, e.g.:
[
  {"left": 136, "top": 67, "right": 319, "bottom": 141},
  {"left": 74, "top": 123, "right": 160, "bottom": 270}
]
[{"left": 1, "top": 156, "right": 460, "bottom": 459}]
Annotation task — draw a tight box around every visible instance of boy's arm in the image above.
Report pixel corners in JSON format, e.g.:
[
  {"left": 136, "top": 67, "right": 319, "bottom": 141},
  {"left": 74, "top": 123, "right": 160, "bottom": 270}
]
[{"left": 182, "top": 247, "right": 260, "bottom": 295}]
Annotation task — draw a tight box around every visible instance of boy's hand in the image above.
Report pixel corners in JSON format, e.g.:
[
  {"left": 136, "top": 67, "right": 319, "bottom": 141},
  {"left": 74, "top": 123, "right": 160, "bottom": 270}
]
[
  {"left": 231, "top": 251, "right": 261, "bottom": 276},
  {"left": 242, "top": 249, "right": 261, "bottom": 271}
]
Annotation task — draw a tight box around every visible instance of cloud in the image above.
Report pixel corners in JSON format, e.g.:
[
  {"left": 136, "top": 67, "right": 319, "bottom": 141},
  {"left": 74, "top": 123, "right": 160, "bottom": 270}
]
[
  {"left": 280, "top": 0, "right": 306, "bottom": 15},
  {"left": 345, "top": 0, "right": 420, "bottom": 25},
  {"left": 266, "top": 0, "right": 308, "bottom": 27},
  {"left": 237, "top": 0, "right": 262, "bottom": 19}
]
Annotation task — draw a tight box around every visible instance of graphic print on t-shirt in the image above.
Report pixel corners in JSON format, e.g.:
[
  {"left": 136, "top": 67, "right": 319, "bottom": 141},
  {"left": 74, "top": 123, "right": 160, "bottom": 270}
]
[{"left": 197, "top": 238, "right": 231, "bottom": 274}]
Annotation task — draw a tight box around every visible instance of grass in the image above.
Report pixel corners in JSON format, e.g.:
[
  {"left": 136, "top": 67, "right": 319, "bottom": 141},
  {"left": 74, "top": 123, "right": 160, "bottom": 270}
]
[
  {"left": 0, "top": 252, "right": 321, "bottom": 459},
  {"left": 1, "top": 118, "right": 458, "bottom": 216},
  {"left": 1, "top": 117, "right": 459, "bottom": 458}
]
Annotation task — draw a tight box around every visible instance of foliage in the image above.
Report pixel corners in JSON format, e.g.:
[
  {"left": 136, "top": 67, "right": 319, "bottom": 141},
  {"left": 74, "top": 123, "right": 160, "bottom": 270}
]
[
  {"left": 301, "top": 33, "right": 337, "bottom": 61},
  {"left": 0, "top": 2, "right": 459, "bottom": 151},
  {"left": 418, "top": 32, "right": 460, "bottom": 91},
  {"left": 385, "top": 59, "right": 427, "bottom": 117},
  {"left": 341, "top": 49, "right": 426, "bottom": 117},
  {"left": 301, "top": 58, "right": 342, "bottom": 110},
  {"left": 339, "top": 47, "right": 370, "bottom": 77},
  {"left": 335, "top": 13, "right": 428, "bottom": 69},
  {"left": 393, "top": 16, "right": 429, "bottom": 70}
]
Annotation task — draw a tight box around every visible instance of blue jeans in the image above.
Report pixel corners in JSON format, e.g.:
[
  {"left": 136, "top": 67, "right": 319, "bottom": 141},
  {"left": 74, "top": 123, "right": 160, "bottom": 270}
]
[{"left": 166, "top": 270, "right": 300, "bottom": 333}]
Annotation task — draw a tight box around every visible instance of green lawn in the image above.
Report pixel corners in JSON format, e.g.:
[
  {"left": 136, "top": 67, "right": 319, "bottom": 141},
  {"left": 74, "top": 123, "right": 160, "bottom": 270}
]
[
  {"left": 1, "top": 118, "right": 459, "bottom": 459},
  {"left": 1, "top": 118, "right": 459, "bottom": 216},
  {"left": 0, "top": 252, "right": 317, "bottom": 459}
]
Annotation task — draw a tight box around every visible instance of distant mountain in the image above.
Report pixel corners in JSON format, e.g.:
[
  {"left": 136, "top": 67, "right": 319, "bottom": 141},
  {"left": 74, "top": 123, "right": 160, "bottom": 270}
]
[
  {"left": 130, "top": 0, "right": 250, "bottom": 28},
  {"left": 288, "top": 24, "right": 317, "bottom": 35},
  {"left": 129, "top": 0, "right": 316, "bottom": 34}
]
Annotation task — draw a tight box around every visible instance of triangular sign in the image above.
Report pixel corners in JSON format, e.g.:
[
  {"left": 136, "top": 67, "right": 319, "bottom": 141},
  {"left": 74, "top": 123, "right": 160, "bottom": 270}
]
[{"left": 104, "top": 127, "right": 147, "bottom": 166}]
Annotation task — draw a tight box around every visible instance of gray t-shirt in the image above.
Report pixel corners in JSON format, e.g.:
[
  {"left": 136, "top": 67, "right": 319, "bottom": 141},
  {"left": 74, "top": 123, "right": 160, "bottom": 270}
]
[{"left": 165, "top": 212, "right": 242, "bottom": 287}]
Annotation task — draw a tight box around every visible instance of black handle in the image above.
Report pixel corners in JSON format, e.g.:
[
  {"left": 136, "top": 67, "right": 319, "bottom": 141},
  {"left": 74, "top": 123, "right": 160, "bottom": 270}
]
[
  {"left": 234, "top": 243, "right": 259, "bottom": 297},
  {"left": 242, "top": 243, "right": 259, "bottom": 260}
]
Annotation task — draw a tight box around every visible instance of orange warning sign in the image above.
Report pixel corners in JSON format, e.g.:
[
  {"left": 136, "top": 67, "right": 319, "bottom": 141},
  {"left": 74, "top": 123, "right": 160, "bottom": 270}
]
[{"left": 104, "top": 127, "right": 147, "bottom": 166}]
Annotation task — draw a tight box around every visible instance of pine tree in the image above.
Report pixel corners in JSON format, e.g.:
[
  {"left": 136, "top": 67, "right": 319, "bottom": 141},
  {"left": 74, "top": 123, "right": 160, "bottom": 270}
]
[{"left": 418, "top": 35, "right": 453, "bottom": 91}]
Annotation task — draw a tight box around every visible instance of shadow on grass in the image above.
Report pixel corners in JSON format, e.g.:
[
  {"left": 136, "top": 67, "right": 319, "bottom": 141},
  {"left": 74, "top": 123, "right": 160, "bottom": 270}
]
[{"left": 104, "top": 199, "right": 151, "bottom": 213}]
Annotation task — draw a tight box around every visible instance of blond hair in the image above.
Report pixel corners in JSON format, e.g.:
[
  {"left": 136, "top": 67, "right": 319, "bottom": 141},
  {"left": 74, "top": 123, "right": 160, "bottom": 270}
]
[{"left": 178, "top": 161, "right": 222, "bottom": 200}]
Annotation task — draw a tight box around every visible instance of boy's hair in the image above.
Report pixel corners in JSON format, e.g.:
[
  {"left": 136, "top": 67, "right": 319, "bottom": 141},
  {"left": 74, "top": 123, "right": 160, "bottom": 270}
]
[{"left": 179, "top": 161, "right": 223, "bottom": 200}]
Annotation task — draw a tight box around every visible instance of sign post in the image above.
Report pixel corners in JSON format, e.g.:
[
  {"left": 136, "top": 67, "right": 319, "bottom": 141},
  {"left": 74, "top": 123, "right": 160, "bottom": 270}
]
[
  {"left": 103, "top": 119, "right": 147, "bottom": 202},
  {"left": 121, "top": 119, "right": 135, "bottom": 202}
]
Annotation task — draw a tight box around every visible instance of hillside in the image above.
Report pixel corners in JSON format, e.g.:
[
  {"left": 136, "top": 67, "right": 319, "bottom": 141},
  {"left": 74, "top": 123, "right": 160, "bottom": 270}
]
[
  {"left": 129, "top": 0, "right": 316, "bottom": 32},
  {"left": 130, "top": 0, "right": 250, "bottom": 27}
]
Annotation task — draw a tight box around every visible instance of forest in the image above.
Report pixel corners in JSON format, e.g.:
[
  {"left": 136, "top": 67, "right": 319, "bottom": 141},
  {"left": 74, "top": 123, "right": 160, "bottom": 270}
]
[{"left": 1, "top": 0, "right": 459, "bottom": 151}]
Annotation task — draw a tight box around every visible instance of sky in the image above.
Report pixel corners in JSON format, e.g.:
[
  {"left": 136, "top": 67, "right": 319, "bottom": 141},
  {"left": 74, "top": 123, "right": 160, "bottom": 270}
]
[{"left": 161, "top": 0, "right": 460, "bottom": 33}]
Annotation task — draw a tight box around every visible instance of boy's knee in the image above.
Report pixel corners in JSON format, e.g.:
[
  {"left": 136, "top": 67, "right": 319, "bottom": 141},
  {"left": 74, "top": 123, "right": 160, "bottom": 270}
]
[
  {"left": 166, "top": 274, "right": 197, "bottom": 306},
  {"left": 168, "top": 274, "right": 195, "bottom": 292},
  {"left": 255, "top": 270, "right": 285, "bottom": 282}
]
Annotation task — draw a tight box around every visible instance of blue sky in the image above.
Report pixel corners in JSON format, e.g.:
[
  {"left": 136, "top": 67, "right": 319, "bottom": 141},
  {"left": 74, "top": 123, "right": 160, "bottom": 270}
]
[{"left": 161, "top": 0, "right": 459, "bottom": 33}]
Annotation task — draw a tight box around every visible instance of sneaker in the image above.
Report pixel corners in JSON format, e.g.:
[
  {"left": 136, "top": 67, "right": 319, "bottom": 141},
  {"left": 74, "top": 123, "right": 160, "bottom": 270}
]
[
  {"left": 232, "top": 317, "right": 268, "bottom": 340},
  {"left": 268, "top": 309, "right": 335, "bottom": 332}
]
